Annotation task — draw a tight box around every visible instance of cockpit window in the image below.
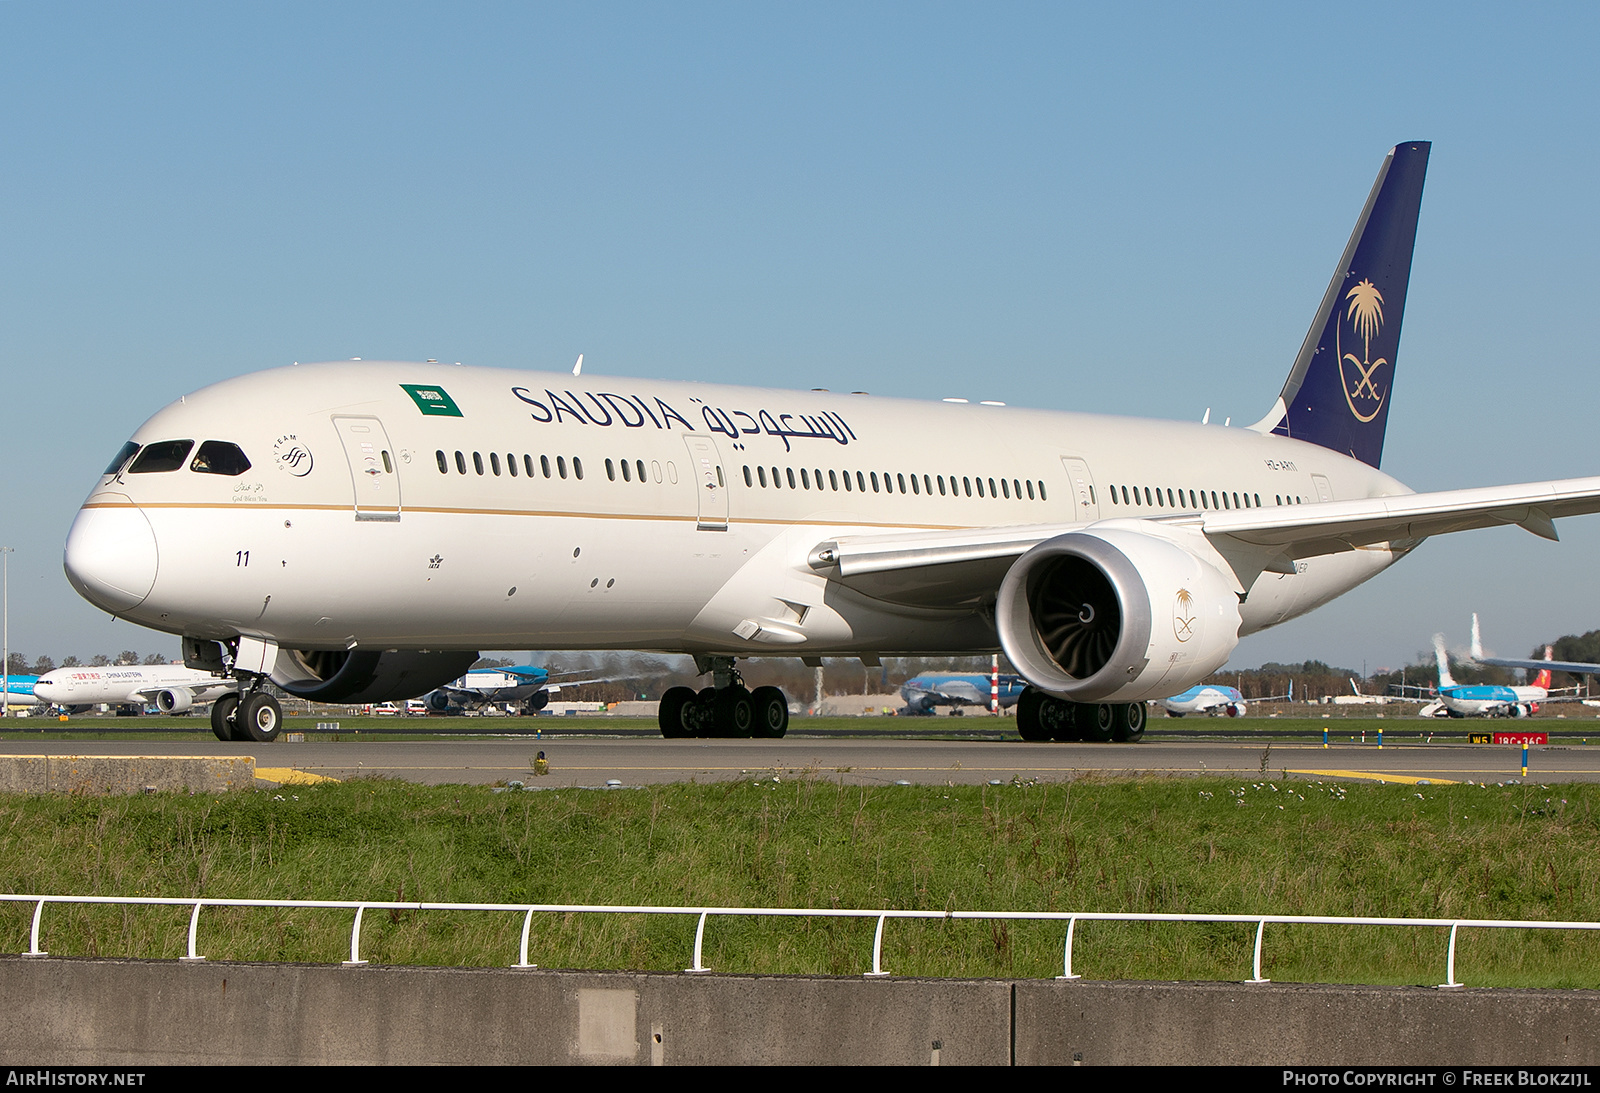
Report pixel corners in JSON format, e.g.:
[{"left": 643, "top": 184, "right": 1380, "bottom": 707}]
[
  {"left": 128, "top": 440, "right": 195, "bottom": 474},
  {"left": 190, "top": 441, "right": 251, "bottom": 476},
  {"left": 104, "top": 441, "right": 141, "bottom": 476}
]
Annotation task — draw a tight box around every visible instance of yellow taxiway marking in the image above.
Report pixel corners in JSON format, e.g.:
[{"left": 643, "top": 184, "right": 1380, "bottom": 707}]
[
  {"left": 1287, "top": 769, "right": 1459, "bottom": 785},
  {"left": 255, "top": 767, "right": 341, "bottom": 785}
]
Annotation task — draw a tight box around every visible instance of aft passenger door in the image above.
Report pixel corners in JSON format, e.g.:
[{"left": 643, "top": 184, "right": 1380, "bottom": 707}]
[
  {"left": 332, "top": 416, "right": 402, "bottom": 521},
  {"left": 682, "top": 434, "right": 728, "bottom": 531}
]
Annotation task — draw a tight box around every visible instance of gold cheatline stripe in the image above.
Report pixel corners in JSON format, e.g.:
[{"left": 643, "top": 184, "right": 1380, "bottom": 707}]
[{"left": 79, "top": 499, "right": 968, "bottom": 532}]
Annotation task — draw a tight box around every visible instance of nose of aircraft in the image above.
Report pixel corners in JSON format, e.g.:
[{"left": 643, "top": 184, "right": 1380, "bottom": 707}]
[{"left": 63, "top": 494, "right": 158, "bottom": 613}]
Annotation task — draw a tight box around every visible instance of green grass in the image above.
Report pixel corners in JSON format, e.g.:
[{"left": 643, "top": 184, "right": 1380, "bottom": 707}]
[{"left": 2, "top": 775, "right": 1598, "bottom": 986}]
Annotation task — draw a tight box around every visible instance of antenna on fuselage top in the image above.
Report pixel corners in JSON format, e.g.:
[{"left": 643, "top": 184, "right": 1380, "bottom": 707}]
[
  {"left": 1201, "top": 408, "right": 1211, "bottom": 425},
  {"left": 572, "top": 354, "right": 584, "bottom": 377}
]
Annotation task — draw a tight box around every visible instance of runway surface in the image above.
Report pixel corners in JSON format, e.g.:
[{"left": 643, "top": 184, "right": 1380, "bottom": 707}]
[{"left": 1, "top": 735, "right": 1594, "bottom": 786}]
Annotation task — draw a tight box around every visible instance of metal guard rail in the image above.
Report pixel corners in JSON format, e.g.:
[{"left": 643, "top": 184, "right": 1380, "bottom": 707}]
[{"left": 3, "top": 893, "right": 1596, "bottom": 988}]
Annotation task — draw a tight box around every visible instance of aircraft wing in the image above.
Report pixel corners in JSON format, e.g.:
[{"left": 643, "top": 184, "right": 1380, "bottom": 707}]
[
  {"left": 1469, "top": 612, "right": 1600, "bottom": 676},
  {"left": 133, "top": 681, "right": 230, "bottom": 701},
  {"left": 1475, "top": 655, "right": 1600, "bottom": 675},
  {"left": 808, "top": 476, "right": 1600, "bottom": 605}
]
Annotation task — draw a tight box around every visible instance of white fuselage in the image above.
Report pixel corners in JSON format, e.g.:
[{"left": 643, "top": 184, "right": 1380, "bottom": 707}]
[
  {"left": 34, "top": 664, "right": 235, "bottom": 707},
  {"left": 64, "top": 362, "right": 1414, "bottom": 664}
]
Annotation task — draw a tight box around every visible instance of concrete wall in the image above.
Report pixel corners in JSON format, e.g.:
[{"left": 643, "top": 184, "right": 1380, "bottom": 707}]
[
  {"left": 1, "top": 957, "right": 1596, "bottom": 1065},
  {"left": 0, "top": 755, "right": 255, "bottom": 795}
]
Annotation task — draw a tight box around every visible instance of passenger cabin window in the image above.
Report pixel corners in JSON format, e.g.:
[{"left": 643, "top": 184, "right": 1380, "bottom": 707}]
[
  {"left": 104, "top": 441, "right": 140, "bottom": 476},
  {"left": 128, "top": 440, "right": 194, "bottom": 474},
  {"left": 190, "top": 441, "right": 251, "bottom": 476}
]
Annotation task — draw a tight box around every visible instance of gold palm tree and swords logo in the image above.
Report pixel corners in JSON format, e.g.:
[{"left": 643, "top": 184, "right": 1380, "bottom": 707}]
[
  {"left": 1174, "top": 588, "right": 1196, "bottom": 643},
  {"left": 1339, "top": 278, "right": 1388, "bottom": 423}
]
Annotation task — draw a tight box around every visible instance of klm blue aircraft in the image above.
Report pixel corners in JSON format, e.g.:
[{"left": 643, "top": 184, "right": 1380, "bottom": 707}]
[
  {"left": 1161, "top": 684, "right": 1250, "bottom": 718},
  {"left": 423, "top": 665, "right": 554, "bottom": 714},
  {"left": 1430, "top": 633, "right": 1549, "bottom": 718},
  {"left": 2, "top": 675, "right": 41, "bottom": 708},
  {"left": 900, "top": 672, "right": 1026, "bottom": 715}
]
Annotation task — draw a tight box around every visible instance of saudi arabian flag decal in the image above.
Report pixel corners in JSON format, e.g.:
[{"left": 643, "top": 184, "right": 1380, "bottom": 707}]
[{"left": 400, "top": 383, "right": 463, "bottom": 417}]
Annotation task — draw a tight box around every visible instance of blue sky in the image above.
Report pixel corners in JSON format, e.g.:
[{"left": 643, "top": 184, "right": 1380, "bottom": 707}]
[{"left": 3, "top": 2, "right": 1598, "bottom": 672}]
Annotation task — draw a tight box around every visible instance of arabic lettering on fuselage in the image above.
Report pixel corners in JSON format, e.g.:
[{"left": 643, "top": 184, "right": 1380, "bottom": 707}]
[{"left": 509, "top": 387, "right": 857, "bottom": 452}]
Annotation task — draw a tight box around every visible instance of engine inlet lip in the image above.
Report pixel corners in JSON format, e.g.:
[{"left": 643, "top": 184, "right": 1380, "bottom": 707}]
[{"left": 997, "top": 531, "right": 1153, "bottom": 702}]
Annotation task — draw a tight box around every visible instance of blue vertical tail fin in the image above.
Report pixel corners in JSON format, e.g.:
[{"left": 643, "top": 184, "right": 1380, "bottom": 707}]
[{"left": 1248, "top": 142, "right": 1430, "bottom": 468}]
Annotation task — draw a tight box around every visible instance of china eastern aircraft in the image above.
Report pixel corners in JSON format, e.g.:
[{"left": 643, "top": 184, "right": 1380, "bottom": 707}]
[
  {"left": 33, "top": 663, "right": 238, "bottom": 714},
  {"left": 59, "top": 141, "right": 1600, "bottom": 746}
]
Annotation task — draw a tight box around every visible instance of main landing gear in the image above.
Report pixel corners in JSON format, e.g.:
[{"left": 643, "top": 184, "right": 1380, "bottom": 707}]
[
  {"left": 1015, "top": 687, "right": 1146, "bottom": 743},
  {"left": 658, "top": 656, "right": 788, "bottom": 739},
  {"left": 209, "top": 683, "right": 283, "bottom": 744}
]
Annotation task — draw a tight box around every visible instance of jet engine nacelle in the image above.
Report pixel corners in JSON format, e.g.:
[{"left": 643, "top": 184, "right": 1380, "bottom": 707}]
[
  {"left": 1509, "top": 703, "right": 1529, "bottom": 719},
  {"left": 997, "top": 525, "right": 1242, "bottom": 703},
  {"left": 154, "top": 689, "right": 192, "bottom": 713},
  {"left": 424, "top": 690, "right": 455, "bottom": 714},
  {"left": 271, "top": 648, "right": 481, "bottom": 704}
]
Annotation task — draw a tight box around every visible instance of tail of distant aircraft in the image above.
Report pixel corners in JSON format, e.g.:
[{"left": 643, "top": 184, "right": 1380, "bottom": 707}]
[
  {"left": 1533, "top": 648, "right": 1554, "bottom": 691},
  {"left": 1249, "top": 142, "right": 1431, "bottom": 468},
  {"left": 1432, "top": 633, "right": 1456, "bottom": 689}
]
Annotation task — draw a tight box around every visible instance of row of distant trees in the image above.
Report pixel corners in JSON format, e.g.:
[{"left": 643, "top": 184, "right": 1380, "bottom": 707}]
[{"left": 4, "top": 652, "right": 171, "bottom": 675}]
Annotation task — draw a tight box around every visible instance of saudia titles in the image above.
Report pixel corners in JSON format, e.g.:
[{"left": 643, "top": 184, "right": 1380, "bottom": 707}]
[
  {"left": 507, "top": 386, "right": 858, "bottom": 453},
  {"left": 1338, "top": 278, "right": 1388, "bottom": 423}
]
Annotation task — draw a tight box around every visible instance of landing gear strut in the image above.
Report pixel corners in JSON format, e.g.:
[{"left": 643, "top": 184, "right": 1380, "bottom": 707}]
[
  {"left": 1014, "top": 687, "right": 1146, "bottom": 743},
  {"left": 658, "top": 657, "right": 788, "bottom": 739},
  {"left": 201, "top": 635, "right": 283, "bottom": 745}
]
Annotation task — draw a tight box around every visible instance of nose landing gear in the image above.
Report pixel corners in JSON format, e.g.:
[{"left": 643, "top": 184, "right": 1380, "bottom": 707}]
[{"left": 209, "top": 683, "right": 282, "bottom": 743}]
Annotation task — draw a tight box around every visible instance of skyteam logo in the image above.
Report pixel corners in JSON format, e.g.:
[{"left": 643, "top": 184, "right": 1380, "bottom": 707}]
[
  {"left": 273, "top": 435, "right": 314, "bottom": 476},
  {"left": 1339, "top": 278, "right": 1389, "bottom": 423}
]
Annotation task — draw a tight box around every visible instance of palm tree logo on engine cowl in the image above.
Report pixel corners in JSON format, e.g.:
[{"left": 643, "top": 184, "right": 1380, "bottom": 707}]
[
  {"left": 1174, "top": 588, "right": 1196, "bottom": 643},
  {"left": 1339, "top": 279, "right": 1388, "bottom": 423}
]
